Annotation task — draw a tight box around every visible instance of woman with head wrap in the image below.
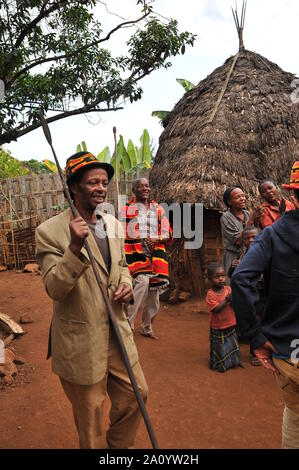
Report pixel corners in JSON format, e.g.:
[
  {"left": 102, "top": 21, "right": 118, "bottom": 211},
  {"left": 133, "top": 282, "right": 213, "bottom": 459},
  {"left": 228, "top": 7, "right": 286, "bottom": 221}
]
[{"left": 220, "top": 186, "right": 261, "bottom": 280}]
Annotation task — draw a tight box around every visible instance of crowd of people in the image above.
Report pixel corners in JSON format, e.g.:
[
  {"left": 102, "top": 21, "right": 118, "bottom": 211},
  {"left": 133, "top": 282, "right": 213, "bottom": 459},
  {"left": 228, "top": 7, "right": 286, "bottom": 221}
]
[
  {"left": 206, "top": 163, "right": 299, "bottom": 449},
  {"left": 207, "top": 179, "right": 295, "bottom": 374},
  {"left": 35, "top": 150, "right": 299, "bottom": 449}
]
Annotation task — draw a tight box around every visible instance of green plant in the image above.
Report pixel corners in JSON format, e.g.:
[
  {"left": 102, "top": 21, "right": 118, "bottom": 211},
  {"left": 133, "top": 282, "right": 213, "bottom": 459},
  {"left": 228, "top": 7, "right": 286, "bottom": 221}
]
[
  {"left": 76, "top": 129, "right": 152, "bottom": 174},
  {"left": 152, "top": 77, "right": 196, "bottom": 125},
  {"left": 0, "top": 148, "right": 28, "bottom": 178},
  {"left": 0, "top": 1, "right": 195, "bottom": 145},
  {"left": 23, "top": 159, "right": 54, "bottom": 174}
]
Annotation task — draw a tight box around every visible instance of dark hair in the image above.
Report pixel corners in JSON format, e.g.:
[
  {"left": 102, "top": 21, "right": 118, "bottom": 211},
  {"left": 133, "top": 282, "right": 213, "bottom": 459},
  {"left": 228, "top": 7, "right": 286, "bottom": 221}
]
[
  {"left": 207, "top": 262, "right": 224, "bottom": 279},
  {"left": 223, "top": 186, "right": 243, "bottom": 208},
  {"left": 242, "top": 226, "right": 259, "bottom": 238},
  {"left": 258, "top": 179, "right": 276, "bottom": 193},
  {"left": 67, "top": 169, "right": 86, "bottom": 201}
]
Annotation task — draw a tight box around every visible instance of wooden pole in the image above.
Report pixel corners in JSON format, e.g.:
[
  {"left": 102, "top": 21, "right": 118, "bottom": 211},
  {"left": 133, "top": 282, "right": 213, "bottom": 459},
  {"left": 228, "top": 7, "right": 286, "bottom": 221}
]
[
  {"left": 0, "top": 230, "right": 7, "bottom": 265},
  {"left": 16, "top": 240, "right": 20, "bottom": 270},
  {"left": 0, "top": 185, "right": 24, "bottom": 230},
  {"left": 3, "top": 195, "right": 11, "bottom": 267},
  {"left": 113, "top": 126, "right": 119, "bottom": 219},
  {"left": 9, "top": 191, "right": 17, "bottom": 270},
  {"left": 29, "top": 192, "right": 39, "bottom": 225}
]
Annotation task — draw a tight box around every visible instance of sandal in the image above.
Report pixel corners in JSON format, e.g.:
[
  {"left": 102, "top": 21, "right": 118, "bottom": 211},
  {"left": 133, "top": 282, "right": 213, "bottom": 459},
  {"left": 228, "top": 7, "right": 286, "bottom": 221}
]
[
  {"left": 140, "top": 331, "right": 159, "bottom": 340},
  {"left": 250, "top": 354, "right": 262, "bottom": 366}
]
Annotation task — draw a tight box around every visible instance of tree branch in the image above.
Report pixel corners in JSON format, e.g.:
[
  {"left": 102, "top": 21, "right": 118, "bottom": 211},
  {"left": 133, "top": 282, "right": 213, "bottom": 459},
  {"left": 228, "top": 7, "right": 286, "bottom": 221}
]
[
  {"left": 12, "top": 0, "right": 69, "bottom": 51},
  {"left": 0, "top": 105, "right": 123, "bottom": 145},
  {"left": 98, "top": 1, "right": 126, "bottom": 20},
  {"left": 7, "top": 12, "right": 149, "bottom": 87}
]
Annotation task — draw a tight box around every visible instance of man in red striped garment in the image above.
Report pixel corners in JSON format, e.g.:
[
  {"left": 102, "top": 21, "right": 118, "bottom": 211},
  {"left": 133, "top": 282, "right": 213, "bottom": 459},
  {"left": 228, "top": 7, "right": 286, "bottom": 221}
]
[{"left": 121, "top": 178, "right": 172, "bottom": 339}]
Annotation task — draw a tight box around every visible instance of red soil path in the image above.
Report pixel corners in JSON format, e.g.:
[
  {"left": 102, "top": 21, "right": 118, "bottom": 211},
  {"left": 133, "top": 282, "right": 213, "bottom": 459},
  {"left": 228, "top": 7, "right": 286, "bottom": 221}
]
[{"left": 0, "top": 271, "right": 282, "bottom": 449}]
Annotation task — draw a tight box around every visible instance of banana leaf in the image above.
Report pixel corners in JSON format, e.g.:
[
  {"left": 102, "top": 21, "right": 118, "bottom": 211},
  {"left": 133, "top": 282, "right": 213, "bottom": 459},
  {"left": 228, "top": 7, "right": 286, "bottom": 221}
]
[
  {"left": 151, "top": 110, "right": 170, "bottom": 121},
  {"left": 176, "top": 78, "right": 195, "bottom": 92},
  {"left": 127, "top": 139, "right": 138, "bottom": 168},
  {"left": 97, "top": 146, "right": 111, "bottom": 163},
  {"left": 76, "top": 140, "right": 87, "bottom": 152},
  {"left": 111, "top": 135, "right": 131, "bottom": 173},
  {"left": 139, "top": 129, "right": 151, "bottom": 165}
]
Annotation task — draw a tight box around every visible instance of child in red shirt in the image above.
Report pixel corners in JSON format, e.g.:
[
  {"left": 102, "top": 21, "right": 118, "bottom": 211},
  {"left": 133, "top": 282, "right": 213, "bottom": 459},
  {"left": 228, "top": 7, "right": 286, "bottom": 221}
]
[
  {"left": 206, "top": 263, "right": 241, "bottom": 372},
  {"left": 258, "top": 179, "right": 295, "bottom": 229}
]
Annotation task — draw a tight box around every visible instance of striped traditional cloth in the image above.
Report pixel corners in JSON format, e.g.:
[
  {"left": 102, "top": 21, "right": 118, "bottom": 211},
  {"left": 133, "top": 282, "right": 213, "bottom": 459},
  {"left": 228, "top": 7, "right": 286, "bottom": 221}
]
[
  {"left": 120, "top": 198, "right": 172, "bottom": 289},
  {"left": 209, "top": 326, "right": 241, "bottom": 372}
]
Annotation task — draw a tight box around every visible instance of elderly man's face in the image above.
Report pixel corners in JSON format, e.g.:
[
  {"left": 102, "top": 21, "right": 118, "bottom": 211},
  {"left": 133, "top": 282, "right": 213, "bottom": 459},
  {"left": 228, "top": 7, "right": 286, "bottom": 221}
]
[
  {"left": 71, "top": 167, "right": 109, "bottom": 211},
  {"left": 134, "top": 178, "right": 150, "bottom": 201}
]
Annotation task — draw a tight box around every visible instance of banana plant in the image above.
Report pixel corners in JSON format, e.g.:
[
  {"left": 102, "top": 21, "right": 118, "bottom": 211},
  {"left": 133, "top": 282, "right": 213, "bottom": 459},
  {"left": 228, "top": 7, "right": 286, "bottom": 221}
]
[
  {"left": 76, "top": 141, "right": 87, "bottom": 152},
  {"left": 42, "top": 159, "right": 58, "bottom": 172},
  {"left": 152, "top": 78, "right": 195, "bottom": 125},
  {"left": 76, "top": 129, "right": 152, "bottom": 175},
  {"left": 137, "top": 129, "right": 151, "bottom": 169},
  {"left": 176, "top": 78, "right": 195, "bottom": 92}
]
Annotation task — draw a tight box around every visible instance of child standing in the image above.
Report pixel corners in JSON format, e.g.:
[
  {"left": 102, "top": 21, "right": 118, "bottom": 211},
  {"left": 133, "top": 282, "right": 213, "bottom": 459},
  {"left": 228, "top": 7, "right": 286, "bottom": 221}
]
[
  {"left": 227, "top": 226, "right": 260, "bottom": 278},
  {"left": 206, "top": 263, "right": 241, "bottom": 372},
  {"left": 228, "top": 227, "right": 265, "bottom": 366}
]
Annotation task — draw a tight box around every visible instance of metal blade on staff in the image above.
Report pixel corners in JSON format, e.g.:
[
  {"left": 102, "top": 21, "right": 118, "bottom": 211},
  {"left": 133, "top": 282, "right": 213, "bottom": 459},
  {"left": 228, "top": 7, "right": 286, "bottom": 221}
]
[{"left": 39, "top": 110, "right": 159, "bottom": 450}]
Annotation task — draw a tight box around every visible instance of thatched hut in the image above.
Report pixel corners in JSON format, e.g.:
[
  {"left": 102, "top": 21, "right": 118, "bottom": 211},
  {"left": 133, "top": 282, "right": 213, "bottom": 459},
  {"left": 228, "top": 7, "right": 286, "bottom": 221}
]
[{"left": 150, "top": 9, "right": 299, "bottom": 298}]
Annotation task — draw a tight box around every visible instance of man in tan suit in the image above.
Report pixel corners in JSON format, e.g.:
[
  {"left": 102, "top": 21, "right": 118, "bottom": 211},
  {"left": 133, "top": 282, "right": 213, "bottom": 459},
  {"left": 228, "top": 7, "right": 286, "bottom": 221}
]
[{"left": 36, "top": 151, "right": 147, "bottom": 449}]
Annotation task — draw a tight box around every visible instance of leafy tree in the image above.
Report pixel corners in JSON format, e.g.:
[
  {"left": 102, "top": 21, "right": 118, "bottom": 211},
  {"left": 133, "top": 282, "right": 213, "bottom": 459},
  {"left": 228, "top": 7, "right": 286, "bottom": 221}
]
[
  {"left": 0, "top": 0, "right": 195, "bottom": 145},
  {"left": 0, "top": 148, "right": 28, "bottom": 178},
  {"left": 23, "top": 159, "right": 54, "bottom": 174}
]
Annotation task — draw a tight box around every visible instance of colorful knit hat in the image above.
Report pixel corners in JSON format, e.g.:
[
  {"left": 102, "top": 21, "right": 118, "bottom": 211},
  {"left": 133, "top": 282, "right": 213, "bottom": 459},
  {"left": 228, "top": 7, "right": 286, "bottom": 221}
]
[
  {"left": 65, "top": 151, "right": 114, "bottom": 184},
  {"left": 282, "top": 161, "right": 299, "bottom": 190}
]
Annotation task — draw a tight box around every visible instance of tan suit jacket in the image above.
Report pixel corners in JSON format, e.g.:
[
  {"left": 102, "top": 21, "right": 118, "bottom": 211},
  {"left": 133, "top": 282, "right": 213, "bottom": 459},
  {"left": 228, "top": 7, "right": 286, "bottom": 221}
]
[{"left": 35, "top": 208, "right": 138, "bottom": 385}]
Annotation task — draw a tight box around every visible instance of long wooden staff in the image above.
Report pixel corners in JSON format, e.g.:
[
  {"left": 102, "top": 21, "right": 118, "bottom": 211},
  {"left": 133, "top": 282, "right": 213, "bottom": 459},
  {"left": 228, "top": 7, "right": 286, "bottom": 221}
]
[
  {"left": 39, "top": 110, "right": 159, "bottom": 449},
  {"left": 113, "top": 126, "right": 119, "bottom": 219}
]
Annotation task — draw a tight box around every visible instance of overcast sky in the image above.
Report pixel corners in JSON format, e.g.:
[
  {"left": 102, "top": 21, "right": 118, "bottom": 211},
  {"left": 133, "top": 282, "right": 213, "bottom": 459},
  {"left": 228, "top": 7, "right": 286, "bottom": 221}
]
[{"left": 5, "top": 0, "right": 299, "bottom": 166}]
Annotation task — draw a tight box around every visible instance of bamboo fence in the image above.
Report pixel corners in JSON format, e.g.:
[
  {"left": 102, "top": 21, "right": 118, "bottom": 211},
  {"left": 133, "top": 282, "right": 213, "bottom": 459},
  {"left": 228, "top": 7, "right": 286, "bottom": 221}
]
[{"left": 0, "top": 171, "right": 148, "bottom": 269}]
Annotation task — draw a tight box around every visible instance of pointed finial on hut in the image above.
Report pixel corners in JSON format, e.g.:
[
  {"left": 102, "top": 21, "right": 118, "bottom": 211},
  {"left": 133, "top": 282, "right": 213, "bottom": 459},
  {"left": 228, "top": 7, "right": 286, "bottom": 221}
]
[{"left": 232, "top": 0, "right": 247, "bottom": 51}]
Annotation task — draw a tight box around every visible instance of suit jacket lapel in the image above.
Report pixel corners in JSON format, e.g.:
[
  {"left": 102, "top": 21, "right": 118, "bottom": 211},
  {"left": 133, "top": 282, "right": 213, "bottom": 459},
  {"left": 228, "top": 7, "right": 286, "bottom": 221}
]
[
  {"left": 103, "top": 213, "right": 117, "bottom": 280},
  {"left": 81, "top": 226, "right": 109, "bottom": 276},
  {"left": 64, "top": 208, "right": 110, "bottom": 276}
]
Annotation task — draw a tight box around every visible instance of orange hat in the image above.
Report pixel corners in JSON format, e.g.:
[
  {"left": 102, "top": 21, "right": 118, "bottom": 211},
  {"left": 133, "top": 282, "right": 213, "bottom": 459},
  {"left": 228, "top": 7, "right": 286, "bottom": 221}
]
[{"left": 282, "top": 161, "right": 299, "bottom": 190}]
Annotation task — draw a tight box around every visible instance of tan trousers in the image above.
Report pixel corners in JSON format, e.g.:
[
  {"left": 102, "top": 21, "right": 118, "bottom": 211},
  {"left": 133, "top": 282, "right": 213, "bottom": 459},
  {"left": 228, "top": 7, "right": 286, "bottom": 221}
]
[
  {"left": 60, "top": 329, "right": 148, "bottom": 449},
  {"left": 127, "top": 274, "right": 160, "bottom": 334},
  {"left": 273, "top": 357, "right": 299, "bottom": 449}
]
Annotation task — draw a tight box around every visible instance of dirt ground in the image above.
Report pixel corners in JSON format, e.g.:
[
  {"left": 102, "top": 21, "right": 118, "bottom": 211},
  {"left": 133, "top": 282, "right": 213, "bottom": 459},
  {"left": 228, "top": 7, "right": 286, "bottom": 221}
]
[{"left": 0, "top": 271, "right": 283, "bottom": 449}]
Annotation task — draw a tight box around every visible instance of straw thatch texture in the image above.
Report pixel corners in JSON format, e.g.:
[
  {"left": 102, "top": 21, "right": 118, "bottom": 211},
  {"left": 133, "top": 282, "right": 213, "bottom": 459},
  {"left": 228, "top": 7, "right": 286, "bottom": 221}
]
[{"left": 150, "top": 50, "right": 299, "bottom": 209}]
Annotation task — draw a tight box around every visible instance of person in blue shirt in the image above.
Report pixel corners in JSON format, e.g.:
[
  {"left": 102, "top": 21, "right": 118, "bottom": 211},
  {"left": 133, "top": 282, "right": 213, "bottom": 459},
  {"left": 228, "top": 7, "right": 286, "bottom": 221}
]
[{"left": 231, "top": 161, "right": 299, "bottom": 449}]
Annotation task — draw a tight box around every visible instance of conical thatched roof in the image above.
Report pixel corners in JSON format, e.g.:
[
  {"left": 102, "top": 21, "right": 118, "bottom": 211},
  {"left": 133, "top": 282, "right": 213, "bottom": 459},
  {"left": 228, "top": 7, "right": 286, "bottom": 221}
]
[{"left": 150, "top": 49, "right": 299, "bottom": 209}]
